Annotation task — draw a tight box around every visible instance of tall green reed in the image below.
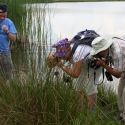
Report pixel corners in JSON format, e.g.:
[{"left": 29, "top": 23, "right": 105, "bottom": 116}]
[
  {"left": 0, "top": 1, "right": 78, "bottom": 124},
  {"left": 0, "top": 0, "right": 120, "bottom": 124}
]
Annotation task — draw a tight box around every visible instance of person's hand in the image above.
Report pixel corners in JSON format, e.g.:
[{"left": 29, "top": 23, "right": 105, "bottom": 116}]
[
  {"left": 2, "top": 25, "right": 8, "bottom": 33},
  {"left": 56, "top": 58, "right": 63, "bottom": 68},
  {"left": 96, "top": 58, "right": 106, "bottom": 67},
  {"left": 46, "top": 53, "right": 58, "bottom": 68},
  {"left": 90, "top": 55, "right": 94, "bottom": 59}
]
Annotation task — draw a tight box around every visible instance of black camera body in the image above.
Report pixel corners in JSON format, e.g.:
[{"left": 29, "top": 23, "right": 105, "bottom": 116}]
[
  {"left": 89, "top": 54, "right": 102, "bottom": 69},
  {"left": 89, "top": 54, "right": 113, "bottom": 81},
  {"left": 105, "top": 71, "right": 113, "bottom": 81}
]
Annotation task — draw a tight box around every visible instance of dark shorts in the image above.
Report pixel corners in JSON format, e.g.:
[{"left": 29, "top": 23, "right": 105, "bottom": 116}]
[{"left": 0, "top": 51, "right": 13, "bottom": 80}]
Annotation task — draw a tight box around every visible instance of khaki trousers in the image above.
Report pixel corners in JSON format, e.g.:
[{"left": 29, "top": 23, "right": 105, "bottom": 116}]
[{"left": 118, "top": 71, "right": 125, "bottom": 121}]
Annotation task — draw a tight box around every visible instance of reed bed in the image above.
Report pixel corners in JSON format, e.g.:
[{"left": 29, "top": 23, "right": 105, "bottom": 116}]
[
  {"left": 54, "top": 0, "right": 124, "bottom": 2},
  {"left": 0, "top": 0, "right": 122, "bottom": 124}
]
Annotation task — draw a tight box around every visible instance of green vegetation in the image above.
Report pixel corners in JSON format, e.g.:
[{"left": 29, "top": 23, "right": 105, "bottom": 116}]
[
  {"left": 54, "top": 0, "right": 124, "bottom": 2},
  {"left": 0, "top": 72, "right": 121, "bottom": 124},
  {"left": 0, "top": 0, "right": 122, "bottom": 124}
]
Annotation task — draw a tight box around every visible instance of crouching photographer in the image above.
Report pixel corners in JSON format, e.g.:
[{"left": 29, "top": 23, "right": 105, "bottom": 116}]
[
  {"left": 46, "top": 38, "right": 102, "bottom": 114},
  {"left": 90, "top": 37, "right": 125, "bottom": 124}
]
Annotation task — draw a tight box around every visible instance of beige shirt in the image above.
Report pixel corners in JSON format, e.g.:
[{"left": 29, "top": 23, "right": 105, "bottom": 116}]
[{"left": 111, "top": 37, "right": 125, "bottom": 72}]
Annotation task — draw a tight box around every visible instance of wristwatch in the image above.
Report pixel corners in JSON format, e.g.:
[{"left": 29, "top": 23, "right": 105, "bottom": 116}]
[{"left": 6, "top": 30, "right": 10, "bottom": 35}]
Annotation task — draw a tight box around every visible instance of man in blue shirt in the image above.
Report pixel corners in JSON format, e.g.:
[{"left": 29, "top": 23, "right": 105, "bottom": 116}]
[{"left": 0, "top": 3, "right": 17, "bottom": 80}]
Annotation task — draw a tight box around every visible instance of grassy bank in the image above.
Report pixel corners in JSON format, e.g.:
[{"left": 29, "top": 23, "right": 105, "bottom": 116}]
[
  {"left": 0, "top": 70, "right": 120, "bottom": 124},
  {"left": 0, "top": 44, "right": 121, "bottom": 124},
  {"left": 54, "top": 0, "right": 125, "bottom": 2},
  {"left": 0, "top": 0, "right": 122, "bottom": 124}
]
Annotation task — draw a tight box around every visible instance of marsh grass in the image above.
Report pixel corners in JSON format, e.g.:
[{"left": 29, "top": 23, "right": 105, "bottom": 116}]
[
  {"left": 54, "top": 0, "right": 124, "bottom": 2},
  {"left": 0, "top": 0, "right": 122, "bottom": 124},
  {"left": 0, "top": 44, "right": 121, "bottom": 124},
  {"left": 0, "top": 72, "right": 121, "bottom": 124}
]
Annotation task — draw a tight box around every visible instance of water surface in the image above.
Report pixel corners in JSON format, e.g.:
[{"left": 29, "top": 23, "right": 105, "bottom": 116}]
[
  {"left": 42, "top": 2, "right": 125, "bottom": 44},
  {"left": 26, "top": 2, "right": 125, "bottom": 93}
]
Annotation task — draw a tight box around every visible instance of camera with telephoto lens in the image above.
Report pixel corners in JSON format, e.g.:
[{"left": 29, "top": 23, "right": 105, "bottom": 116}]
[{"left": 89, "top": 54, "right": 102, "bottom": 69}]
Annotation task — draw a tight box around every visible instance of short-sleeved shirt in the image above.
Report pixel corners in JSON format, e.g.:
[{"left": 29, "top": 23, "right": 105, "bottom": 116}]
[
  {"left": 69, "top": 43, "right": 92, "bottom": 63},
  {"left": 68, "top": 43, "right": 102, "bottom": 95},
  {"left": 110, "top": 38, "right": 125, "bottom": 72},
  {"left": 0, "top": 18, "right": 17, "bottom": 51}
]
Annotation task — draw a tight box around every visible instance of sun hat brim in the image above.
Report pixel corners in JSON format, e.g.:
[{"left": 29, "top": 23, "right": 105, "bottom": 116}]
[{"left": 90, "top": 37, "right": 113, "bottom": 55}]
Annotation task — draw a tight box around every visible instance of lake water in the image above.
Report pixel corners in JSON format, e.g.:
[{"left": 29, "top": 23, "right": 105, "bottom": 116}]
[
  {"left": 27, "top": 2, "right": 125, "bottom": 93},
  {"left": 29, "top": 2, "right": 125, "bottom": 45},
  {"left": 43, "top": 2, "right": 125, "bottom": 93},
  {"left": 42, "top": 2, "right": 125, "bottom": 45}
]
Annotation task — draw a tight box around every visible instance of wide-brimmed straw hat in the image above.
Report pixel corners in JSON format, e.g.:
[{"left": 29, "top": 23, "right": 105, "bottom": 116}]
[
  {"left": 52, "top": 38, "right": 70, "bottom": 57},
  {"left": 90, "top": 37, "right": 113, "bottom": 55}
]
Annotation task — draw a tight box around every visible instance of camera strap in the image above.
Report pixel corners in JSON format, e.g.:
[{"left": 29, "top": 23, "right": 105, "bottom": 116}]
[
  {"left": 88, "top": 64, "right": 105, "bottom": 85},
  {"left": 105, "top": 52, "right": 113, "bottom": 81},
  {"left": 93, "top": 67, "right": 105, "bottom": 85}
]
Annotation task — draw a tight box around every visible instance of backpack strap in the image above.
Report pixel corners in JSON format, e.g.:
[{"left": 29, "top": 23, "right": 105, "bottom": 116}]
[
  {"left": 105, "top": 54, "right": 113, "bottom": 81},
  {"left": 66, "top": 40, "right": 81, "bottom": 62},
  {"left": 71, "top": 40, "right": 81, "bottom": 55},
  {"left": 112, "top": 37, "right": 125, "bottom": 41}
]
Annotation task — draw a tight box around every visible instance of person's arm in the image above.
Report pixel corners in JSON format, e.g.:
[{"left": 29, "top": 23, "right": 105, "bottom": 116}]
[
  {"left": 96, "top": 58, "right": 122, "bottom": 78},
  {"left": 2, "top": 25, "right": 16, "bottom": 42},
  {"left": 7, "top": 31, "right": 16, "bottom": 42},
  {"left": 57, "top": 60, "right": 83, "bottom": 78}
]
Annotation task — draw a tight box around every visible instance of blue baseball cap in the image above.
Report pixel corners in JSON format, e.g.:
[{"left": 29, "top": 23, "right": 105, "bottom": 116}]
[{"left": 0, "top": 3, "right": 8, "bottom": 13}]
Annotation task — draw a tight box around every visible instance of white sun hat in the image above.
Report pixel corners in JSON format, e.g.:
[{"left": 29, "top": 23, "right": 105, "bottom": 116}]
[{"left": 90, "top": 37, "right": 113, "bottom": 55}]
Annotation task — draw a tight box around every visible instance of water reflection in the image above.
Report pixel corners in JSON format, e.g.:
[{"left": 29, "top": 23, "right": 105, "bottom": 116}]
[
  {"left": 42, "top": 2, "right": 125, "bottom": 44},
  {"left": 42, "top": 2, "right": 124, "bottom": 93},
  {"left": 24, "top": 2, "right": 125, "bottom": 93}
]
